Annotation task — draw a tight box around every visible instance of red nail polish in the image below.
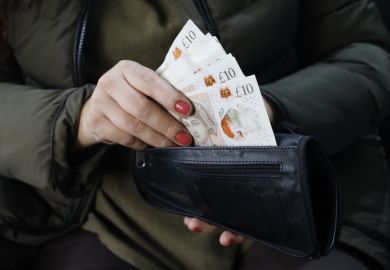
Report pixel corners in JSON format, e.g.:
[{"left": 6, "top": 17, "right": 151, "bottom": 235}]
[
  {"left": 175, "top": 132, "right": 192, "bottom": 146},
  {"left": 175, "top": 101, "right": 191, "bottom": 115},
  {"left": 227, "top": 239, "right": 235, "bottom": 246},
  {"left": 192, "top": 227, "right": 202, "bottom": 233}
]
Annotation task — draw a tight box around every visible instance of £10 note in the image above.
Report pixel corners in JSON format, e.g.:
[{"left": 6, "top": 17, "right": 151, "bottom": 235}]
[
  {"left": 184, "top": 90, "right": 226, "bottom": 146},
  {"left": 157, "top": 20, "right": 205, "bottom": 74},
  {"left": 158, "top": 19, "right": 277, "bottom": 147},
  {"left": 208, "top": 75, "right": 277, "bottom": 146},
  {"left": 161, "top": 34, "right": 226, "bottom": 86},
  {"left": 176, "top": 54, "right": 244, "bottom": 93}
]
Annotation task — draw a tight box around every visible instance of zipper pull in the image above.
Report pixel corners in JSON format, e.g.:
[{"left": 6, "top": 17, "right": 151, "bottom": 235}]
[{"left": 136, "top": 151, "right": 146, "bottom": 169}]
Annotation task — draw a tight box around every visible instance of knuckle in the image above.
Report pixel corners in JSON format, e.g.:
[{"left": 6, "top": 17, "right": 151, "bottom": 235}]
[
  {"left": 133, "top": 99, "right": 152, "bottom": 119},
  {"left": 160, "top": 121, "right": 181, "bottom": 137},
  {"left": 129, "top": 119, "right": 146, "bottom": 134},
  {"left": 155, "top": 138, "right": 172, "bottom": 148},
  {"left": 119, "top": 134, "right": 137, "bottom": 146},
  {"left": 117, "top": 60, "right": 135, "bottom": 71},
  {"left": 140, "top": 70, "right": 159, "bottom": 90},
  {"left": 90, "top": 127, "right": 105, "bottom": 142},
  {"left": 132, "top": 141, "right": 148, "bottom": 150},
  {"left": 92, "top": 133, "right": 104, "bottom": 143},
  {"left": 85, "top": 112, "right": 102, "bottom": 131},
  {"left": 97, "top": 74, "right": 112, "bottom": 90}
]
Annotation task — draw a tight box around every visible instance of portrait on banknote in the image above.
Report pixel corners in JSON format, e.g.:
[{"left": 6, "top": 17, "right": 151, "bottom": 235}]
[
  {"left": 179, "top": 100, "right": 217, "bottom": 146},
  {"left": 220, "top": 107, "right": 262, "bottom": 141}
]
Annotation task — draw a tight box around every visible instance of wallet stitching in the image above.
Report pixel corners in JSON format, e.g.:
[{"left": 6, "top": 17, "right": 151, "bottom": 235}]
[
  {"left": 171, "top": 160, "right": 283, "bottom": 164},
  {"left": 145, "top": 147, "right": 298, "bottom": 152}
]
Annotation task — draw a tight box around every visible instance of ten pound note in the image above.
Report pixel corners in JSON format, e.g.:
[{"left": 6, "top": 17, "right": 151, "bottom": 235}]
[
  {"left": 157, "top": 20, "right": 205, "bottom": 74},
  {"left": 208, "top": 76, "right": 277, "bottom": 146},
  {"left": 158, "top": 20, "right": 277, "bottom": 147}
]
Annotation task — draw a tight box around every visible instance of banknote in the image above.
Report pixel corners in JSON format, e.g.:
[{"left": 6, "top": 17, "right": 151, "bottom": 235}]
[
  {"left": 184, "top": 90, "right": 226, "bottom": 146},
  {"left": 157, "top": 20, "right": 205, "bottom": 74},
  {"left": 207, "top": 76, "right": 277, "bottom": 146},
  {"left": 176, "top": 54, "right": 245, "bottom": 93},
  {"left": 161, "top": 34, "right": 226, "bottom": 86},
  {"left": 159, "top": 20, "right": 276, "bottom": 147}
]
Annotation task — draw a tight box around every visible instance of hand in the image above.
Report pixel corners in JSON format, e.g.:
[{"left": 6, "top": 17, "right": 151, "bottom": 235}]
[
  {"left": 264, "top": 97, "right": 275, "bottom": 123},
  {"left": 184, "top": 217, "right": 245, "bottom": 246},
  {"left": 76, "top": 60, "right": 193, "bottom": 150}
]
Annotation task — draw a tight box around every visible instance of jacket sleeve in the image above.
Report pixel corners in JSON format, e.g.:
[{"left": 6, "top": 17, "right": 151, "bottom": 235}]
[
  {"left": 0, "top": 40, "right": 104, "bottom": 198},
  {"left": 261, "top": 0, "right": 390, "bottom": 154}
]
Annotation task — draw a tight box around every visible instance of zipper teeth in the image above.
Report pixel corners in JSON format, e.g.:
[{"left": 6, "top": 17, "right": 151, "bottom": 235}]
[
  {"left": 177, "top": 163, "right": 282, "bottom": 174},
  {"left": 74, "top": 0, "right": 92, "bottom": 86},
  {"left": 194, "top": 1, "right": 213, "bottom": 33},
  {"left": 76, "top": 21, "right": 87, "bottom": 85},
  {"left": 193, "top": 0, "right": 220, "bottom": 38},
  {"left": 200, "top": 0, "right": 219, "bottom": 36}
]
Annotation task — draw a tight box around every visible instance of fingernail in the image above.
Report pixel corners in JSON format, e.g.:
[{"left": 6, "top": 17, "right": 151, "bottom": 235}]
[
  {"left": 184, "top": 217, "right": 189, "bottom": 225},
  {"left": 175, "top": 101, "right": 191, "bottom": 116},
  {"left": 227, "top": 239, "right": 235, "bottom": 246},
  {"left": 175, "top": 132, "right": 192, "bottom": 146},
  {"left": 192, "top": 227, "right": 202, "bottom": 233}
]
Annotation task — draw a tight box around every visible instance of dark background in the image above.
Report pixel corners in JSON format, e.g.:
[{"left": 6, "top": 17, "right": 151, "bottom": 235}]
[
  {"left": 374, "top": 0, "right": 390, "bottom": 158},
  {"left": 375, "top": 0, "right": 390, "bottom": 30}
]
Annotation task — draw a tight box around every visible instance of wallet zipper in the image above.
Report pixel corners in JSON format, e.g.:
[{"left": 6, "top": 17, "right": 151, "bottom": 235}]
[
  {"left": 177, "top": 162, "right": 282, "bottom": 174},
  {"left": 136, "top": 152, "right": 282, "bottom": 174}
]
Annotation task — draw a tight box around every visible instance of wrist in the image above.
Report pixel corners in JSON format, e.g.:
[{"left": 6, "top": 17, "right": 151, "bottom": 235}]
[
  {"left": 75, "top": 101, "right": 98, "bottom": 151},
  {"left": 263, "top": 97, "right": 275, "bottom": 123}
]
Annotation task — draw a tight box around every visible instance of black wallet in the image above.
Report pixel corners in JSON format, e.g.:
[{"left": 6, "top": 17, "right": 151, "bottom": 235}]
[{"left": 133, "top": 133, "right": 342, "bottom": 258}]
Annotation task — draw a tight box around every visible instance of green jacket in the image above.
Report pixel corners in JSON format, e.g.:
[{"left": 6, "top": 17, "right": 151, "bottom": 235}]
[{"left": 1, "top": 0, "right": 390, "bottom": 268}]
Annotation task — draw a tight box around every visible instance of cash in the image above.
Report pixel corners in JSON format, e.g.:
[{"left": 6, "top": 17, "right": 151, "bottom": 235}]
[
  {"left": 207, "top": 76, "right": 276, "bottom": 146},
  {"left": 161, "top": 34, "right": 226, "bottom": 86},
  {"left": 176, "top": 54, "right": 244, "bottom": 93},
  {"left": 158, "top": 20, "right": 276, "bottom": 147},
  {"left": 157, "top": 20, "right": 206, "bottom": 74}
]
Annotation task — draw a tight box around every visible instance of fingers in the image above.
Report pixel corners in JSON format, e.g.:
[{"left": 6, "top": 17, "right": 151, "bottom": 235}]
[
  {"left": 87, "top": 113, "right": 148, "bottom": 150},
  {"left": 263, "top": 97, "right": 275, "bottom": 123},
  {"left": 77, "top": 60, "right": 194, "bottom": 150},
  {"left": 183, "top": 217, "right": 217, "bottom": 233},
  {"left": 119, "top": 60, "right": 193, "bottom": 116},
  {"left": 183, "top": 217, "right": 244, "bottom": 247},
  {"left": 97, "top": 92, "right": 178, "bottom": 147},
  {"left": 219, "top": 231, "right": 245, "bottom": 247},
  {"left": 99, "top": 70, "right": 192, "bottom": 146}
]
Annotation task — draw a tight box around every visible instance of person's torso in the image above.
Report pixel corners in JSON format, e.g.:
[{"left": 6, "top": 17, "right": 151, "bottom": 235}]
[{"left": 7, "top": 0, "right": 301, "bottom": 88}]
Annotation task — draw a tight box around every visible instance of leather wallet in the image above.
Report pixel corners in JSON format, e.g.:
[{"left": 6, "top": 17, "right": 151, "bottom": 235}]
[{"left": 133, "top": 133, "right": 342, "bottom": 258}]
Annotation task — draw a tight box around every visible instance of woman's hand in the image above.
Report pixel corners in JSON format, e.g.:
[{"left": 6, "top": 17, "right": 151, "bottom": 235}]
[
  {"left": 184, "top": 217, "right": 245, "bottom": 246},
  {"left": 77, "top": 60, "right": 193, "bottom": 150}
]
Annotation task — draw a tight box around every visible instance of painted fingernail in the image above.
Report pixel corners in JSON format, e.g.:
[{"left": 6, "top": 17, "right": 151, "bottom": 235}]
[
  {"left": 227, "top": 239, "right": 235, "bottom": 246},
  {"left": 192, "top": 227, "right": 202, "bottom": 233},
  {"left": 175, "top": 132, "right": 192, "bottom": 146},
  {"left": 175, "top": 101, "right": 191, "bottom": 116}
]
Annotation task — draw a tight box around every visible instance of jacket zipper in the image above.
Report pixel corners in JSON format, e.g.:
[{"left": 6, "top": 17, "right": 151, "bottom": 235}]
[
  {"left": 74, "top": 0, "right": 92, "bottom": 86},
  {"left": 192, "top": 0, "right": 220, "bottom": 39},
  {"left": 74, "top": 1, "right": 218, "bottom": 85}
]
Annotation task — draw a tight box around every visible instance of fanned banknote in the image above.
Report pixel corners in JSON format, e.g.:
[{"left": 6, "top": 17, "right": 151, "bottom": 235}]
[
  {"left": 176, "top": 54, "right": 244, "bottom": 93},
  {"left": 185, "top": 89, "right": 226, "bottom": 146},
  {"left": 208, "top": 76, "right": 277, "bottom": 146},
  {"left": 161, "top": 33, "right": 226, "bottom": 86},
  {"left": 157, "top": 20, "right": 205, "bottom": 74},
  {"left": 158, "top": 20, "right": 276, "bottom": 147}
]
